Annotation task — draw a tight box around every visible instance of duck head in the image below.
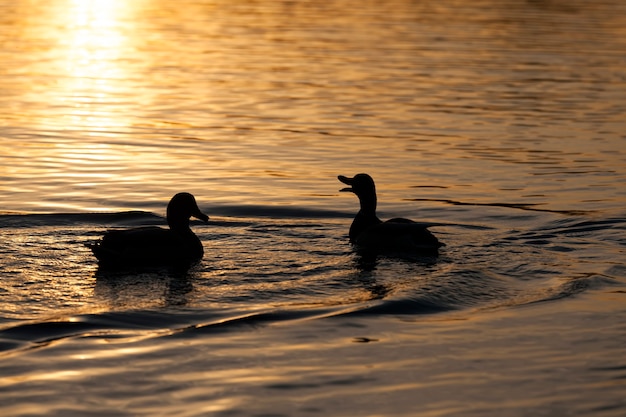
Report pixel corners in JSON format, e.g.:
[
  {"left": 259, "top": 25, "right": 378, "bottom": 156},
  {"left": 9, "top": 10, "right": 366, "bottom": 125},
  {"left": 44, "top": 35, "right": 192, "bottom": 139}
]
[
  {"left": 338, "top": 173, "right": 378, "bottom": 214},
  {"left": 166, "top": 192, "right": 209, "bottom": 230}
]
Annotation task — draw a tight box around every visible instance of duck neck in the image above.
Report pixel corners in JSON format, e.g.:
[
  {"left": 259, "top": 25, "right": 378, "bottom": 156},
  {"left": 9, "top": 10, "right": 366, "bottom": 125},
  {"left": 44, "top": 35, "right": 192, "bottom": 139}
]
[
  {"left": 349, "top": 193, "right": 381, "bottom": 242},
  {"left": 168, "top": 217, "right": 191, "bottom": 233},
  {"left": 358, "top": 192, "right": 378, "bottom": 218}
]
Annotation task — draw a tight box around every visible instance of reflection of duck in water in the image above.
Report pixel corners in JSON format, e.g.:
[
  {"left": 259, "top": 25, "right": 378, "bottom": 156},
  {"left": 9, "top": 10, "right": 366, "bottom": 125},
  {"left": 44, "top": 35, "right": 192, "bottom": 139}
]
[
  {"left": 338, "top": 174, "right": 443, "bottom": 255},
  {"left": 89, "top": 192, "right": 209, "bottom": 268}
]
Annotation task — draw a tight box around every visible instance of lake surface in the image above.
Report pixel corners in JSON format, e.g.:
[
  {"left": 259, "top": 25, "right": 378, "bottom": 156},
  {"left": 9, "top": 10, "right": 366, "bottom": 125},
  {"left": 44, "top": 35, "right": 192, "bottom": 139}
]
[{"left": 1, "top": 0, "right": 625, "bottom": 415}]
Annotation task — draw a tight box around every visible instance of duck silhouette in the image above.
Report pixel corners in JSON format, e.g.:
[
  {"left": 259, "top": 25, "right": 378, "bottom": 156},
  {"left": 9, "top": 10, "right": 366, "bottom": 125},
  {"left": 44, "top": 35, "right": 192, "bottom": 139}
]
[
  {"left": 338, "top": 174, "right": 443, "bottom": 255},
  {"left": 89, "top": 192, "right": 209, "bottom": 268}
]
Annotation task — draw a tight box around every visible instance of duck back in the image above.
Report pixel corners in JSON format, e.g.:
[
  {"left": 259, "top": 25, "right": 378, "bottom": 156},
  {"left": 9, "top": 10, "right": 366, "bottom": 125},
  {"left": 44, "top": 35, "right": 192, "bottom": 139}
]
[
  {"left": 90, "top": 226, "right": 204, "bottom": 268},
  {"left": 354, "top": 219, "right": 442, "bottom": 254}
]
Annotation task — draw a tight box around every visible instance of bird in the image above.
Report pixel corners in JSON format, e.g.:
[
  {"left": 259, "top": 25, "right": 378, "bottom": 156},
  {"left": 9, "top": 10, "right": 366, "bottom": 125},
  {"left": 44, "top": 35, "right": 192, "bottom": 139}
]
[
  {"left": 338, "top": 173, "right": 443, "bottom": 255},
  {"left": 89, "top": 192, "right": 209, "bottom": 268}
]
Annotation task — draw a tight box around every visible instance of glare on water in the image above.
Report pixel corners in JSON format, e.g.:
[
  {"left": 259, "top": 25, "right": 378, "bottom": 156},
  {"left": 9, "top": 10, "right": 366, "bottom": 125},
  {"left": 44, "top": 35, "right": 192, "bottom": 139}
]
[{"left": 1, "top": 0, "right": 625, "bottom": 213}]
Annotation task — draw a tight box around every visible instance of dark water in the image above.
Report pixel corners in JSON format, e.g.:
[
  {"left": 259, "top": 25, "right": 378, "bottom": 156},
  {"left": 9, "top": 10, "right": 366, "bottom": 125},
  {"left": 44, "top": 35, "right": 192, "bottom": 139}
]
[{"left": 1, "top": 0, "right": 625, "bottom": 416}]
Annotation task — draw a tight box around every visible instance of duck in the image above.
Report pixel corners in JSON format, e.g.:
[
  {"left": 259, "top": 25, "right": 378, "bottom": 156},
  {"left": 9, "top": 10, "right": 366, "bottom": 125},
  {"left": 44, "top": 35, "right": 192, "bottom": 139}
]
[
  {"left": 338, "top": 173, "right": 443, "bottom": 255},
  {"left": 89, "top": 192, "right": 209, "bottom": 268}
]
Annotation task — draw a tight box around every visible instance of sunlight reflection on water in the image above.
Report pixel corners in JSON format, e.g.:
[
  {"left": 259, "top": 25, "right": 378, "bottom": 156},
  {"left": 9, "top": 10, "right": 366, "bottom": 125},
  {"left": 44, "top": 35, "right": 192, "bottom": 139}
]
[{"left": 0, "top": 0, "right": 624, "bottom": 214}]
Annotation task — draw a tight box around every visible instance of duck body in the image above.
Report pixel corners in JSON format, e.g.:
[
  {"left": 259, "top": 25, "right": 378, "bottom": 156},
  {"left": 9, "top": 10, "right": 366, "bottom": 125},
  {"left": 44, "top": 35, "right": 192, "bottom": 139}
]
[
  {"left": 339, "top": 174, "right": 443, "bottom": 255},
  {"left": 89, "top": 192, "right": 209, "bottom": 268}
]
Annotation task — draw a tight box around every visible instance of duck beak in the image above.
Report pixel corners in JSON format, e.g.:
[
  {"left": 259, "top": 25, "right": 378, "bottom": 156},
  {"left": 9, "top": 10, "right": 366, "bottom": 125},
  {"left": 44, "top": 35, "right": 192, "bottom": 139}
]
[
  {"left": 338, "top": 175, "right": 354, "bottom": 192},
  {"left": 192, "top": 208, "right": 210, "bottom": 223}
]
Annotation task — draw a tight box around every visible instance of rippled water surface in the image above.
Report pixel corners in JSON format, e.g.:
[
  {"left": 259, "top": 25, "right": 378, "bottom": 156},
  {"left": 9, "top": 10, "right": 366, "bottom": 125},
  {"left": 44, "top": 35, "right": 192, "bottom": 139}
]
[{"left": 1, "top": 0, "right": 625, "bottom": 416}]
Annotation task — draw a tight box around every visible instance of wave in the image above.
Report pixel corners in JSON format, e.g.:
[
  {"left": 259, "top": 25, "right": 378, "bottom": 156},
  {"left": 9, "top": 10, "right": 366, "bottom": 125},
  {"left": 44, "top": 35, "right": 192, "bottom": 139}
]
[
  {"left": 0, "top": 287, "right": 466, "bottom": 356},
  {"left": 0, "top": 307, "right": 320, "bottom": 357},
  {"left": 0, "top": 212, "right": 163, "bottom": 228},
  {"left": 0, "top": 205, "right": 352, "bottom": 229},
  {"left": 407, "top": 197, "right": 595, "bottom": 216},
  {"left": 0, "top": 266, "right": 620, "bottom": 358},
  {"left": 1, "top": 209, "right": 624, "bottom": 360}
]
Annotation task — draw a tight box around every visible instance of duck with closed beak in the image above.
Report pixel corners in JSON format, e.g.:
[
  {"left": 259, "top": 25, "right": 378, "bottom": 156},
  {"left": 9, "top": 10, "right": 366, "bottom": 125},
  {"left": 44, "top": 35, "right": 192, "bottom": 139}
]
[{"left": 89, "top": 192, "right": 209, "bottom": 268}]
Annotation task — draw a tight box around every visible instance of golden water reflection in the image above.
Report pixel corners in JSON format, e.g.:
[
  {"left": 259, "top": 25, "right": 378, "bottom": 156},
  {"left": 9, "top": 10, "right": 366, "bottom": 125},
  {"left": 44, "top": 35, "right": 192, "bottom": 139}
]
[
  {"left": 0, "top": 0, "right": 624, "bottom": 213},
  {"left": 52, "top": 0, "right": 137, "bottom": 132},
  {"left": 1, "top": 1, "right": 152, "bottom": 211}
]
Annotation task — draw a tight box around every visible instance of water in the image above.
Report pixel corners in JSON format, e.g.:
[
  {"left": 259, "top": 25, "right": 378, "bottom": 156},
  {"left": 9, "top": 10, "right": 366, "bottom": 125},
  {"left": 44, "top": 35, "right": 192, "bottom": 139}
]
[{"left": 1, "top": 0, "right": 625, "bottom": 415}]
